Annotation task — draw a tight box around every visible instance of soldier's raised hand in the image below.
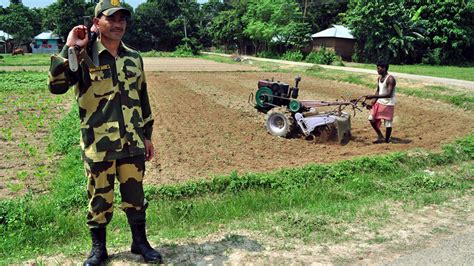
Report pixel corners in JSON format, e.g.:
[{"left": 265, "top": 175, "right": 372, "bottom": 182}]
[{"left": 66, "top": 25, "right": 89, "bottom": 48}]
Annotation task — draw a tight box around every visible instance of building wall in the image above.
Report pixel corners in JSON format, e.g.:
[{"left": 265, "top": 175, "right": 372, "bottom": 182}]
[
  {"left": 0, "top": 41, "right": 14, "bottom": 53},
  {"left": 334, "top": 38, "right": 356, "bottom": 61},
  {"left": 312, "top": 38, "right": 336, "bottom": 50},
  {"left": 32, "top": 39, "right": 61, "bottom": 54}
]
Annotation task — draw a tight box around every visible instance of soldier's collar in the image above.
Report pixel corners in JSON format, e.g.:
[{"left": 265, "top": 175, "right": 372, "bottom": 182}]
[{"left": 94, "top": 38, "right": 126, "bottom": 56}]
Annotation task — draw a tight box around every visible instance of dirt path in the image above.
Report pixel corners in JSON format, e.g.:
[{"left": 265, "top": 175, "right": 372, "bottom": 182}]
[
  {"left": 203, "top": 52, "right": 474, "bottom": 90},
  {"left": 0, "top": 66, "right": 48, "bottom": 71},
  {"left": 143, "top": 57, "right": 259, "bottom": 72}
]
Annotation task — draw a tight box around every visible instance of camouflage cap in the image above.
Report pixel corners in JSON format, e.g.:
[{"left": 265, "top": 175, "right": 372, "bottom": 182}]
[{"left": 95, "top": 0, "right": 131, "bottom": 18}]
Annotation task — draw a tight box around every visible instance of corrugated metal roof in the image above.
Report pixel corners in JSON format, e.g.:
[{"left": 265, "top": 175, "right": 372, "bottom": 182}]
[
  {"left": 34, "top": 30, "right": 61, "bottom": 40},
  {"left": 0, "top": 30, "right": 13, "bottom": 40},
  {"left": 311, "top": 25, "right": 355, "bottom": 40}
]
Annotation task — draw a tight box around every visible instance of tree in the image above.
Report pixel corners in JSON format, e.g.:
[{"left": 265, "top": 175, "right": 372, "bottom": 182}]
[
  {"left": 42, "top": 0, "right": 89, "bottom": 40},
  {"left": 344, "top": 0, "right": 425, "bottom": 63},
  {"left": 134, "top": 1, "right": 181, "bottom": 51},
  {"left": 243, "top": 0, "right": 310, "bottom": 53},
  {"left": 0, "top": 3, "right": 34, "bottom": 45},
  {"left": 198, "top": 0, "right": 226, "bottom": 48},
  {"left": 413, "top": 1, "right": 474, "bottom": 64},
  {"left": 296, "top": 0, "right": 348, "bottom": 33}
]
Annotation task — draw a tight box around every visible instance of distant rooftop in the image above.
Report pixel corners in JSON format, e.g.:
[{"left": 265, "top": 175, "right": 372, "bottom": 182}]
[
  {"left": 311, "top": 25, "right": 355, "bottom": 40},
  {"left": 34, "top": 30, "right": 61, "bottom": 40},
  {"left": 0, "top": 30, "right": 13, "bottom": 41}
]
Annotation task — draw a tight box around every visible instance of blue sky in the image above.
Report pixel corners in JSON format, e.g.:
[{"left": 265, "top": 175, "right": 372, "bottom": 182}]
[{"left": 0, "top": 0, "right": 208, "bottom": 9}]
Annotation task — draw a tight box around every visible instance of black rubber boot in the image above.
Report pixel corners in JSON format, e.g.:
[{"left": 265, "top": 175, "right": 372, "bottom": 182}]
[
  {"left": 130, "top": 224, "right": 163, "bottom": 264},
  {"left": 83, "top": 228, "right": 108, "bottom": 266}
]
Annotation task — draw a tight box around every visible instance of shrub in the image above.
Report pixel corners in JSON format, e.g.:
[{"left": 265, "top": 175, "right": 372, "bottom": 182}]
[
  {"left": 305, "top": 47, "right": 341, "bottom": 65},
  {"left": 257, "top": 50, "right": 279, "bottom": 59},
  {"left": 421, "top": 48, "right": 442, "bottom": 65},
  {"left": 281, "top": 50, "right": 304, "bottom": 62}
]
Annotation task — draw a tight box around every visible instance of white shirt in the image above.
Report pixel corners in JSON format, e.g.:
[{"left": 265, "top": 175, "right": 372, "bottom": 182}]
[{"left": 377, "top": 74, "right": 396, "bottom": 106}]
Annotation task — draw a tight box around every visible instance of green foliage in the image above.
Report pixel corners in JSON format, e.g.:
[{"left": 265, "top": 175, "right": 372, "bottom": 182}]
[
  {"left": 344, "top": 0, "right": 473, "bottom": 64},
  {"left": 344, "top": 1, "right": 425, "bottom": 64},
  {"left": 243, "top": 0, "right": 310, "bottom": 52},
  {"left": 421, "top": 48, "right": 442, "bottom": 66},
  {"left": 0, "top": 71, "right": 46, "bottom": 92},
  {"left": 281, "top": 50, "right": 303, "bottom": 62},
  {"left": 41, "top": 0, "right": 94, "bottom": 41},
  {"left": 0, "top": 54, "right": 50, "bottom": 66},
  {"left": 305, "top": 48, "right": 341, "bottom": 65},
  {"left": 295, "top": 0, "right": 348, "bottom": 33},
  {"left": 414, "top": 1, "right": 474, "bottom": 64},
  {"left": 209, "top": 4, "right": 248, "bottom": 53},
  {"left": 49, "top": 105, "right": 80, "bottom": 154},
  {"left": 180, "top": 37, "right": 202, "bottom": 55},
  {"left": 0, "top": 3, "right": 38, "bottom": 45},
  {"left": 197, "top": 0, "right": 226, "bottom": 48},
  {"left": 256, "top": 50, "right": 279, "bottom": 59}
]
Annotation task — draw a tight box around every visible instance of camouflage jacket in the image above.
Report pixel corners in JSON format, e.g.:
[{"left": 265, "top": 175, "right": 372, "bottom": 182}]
[{"left": 48, "top": 39, "right": 153, "bottom": 163}]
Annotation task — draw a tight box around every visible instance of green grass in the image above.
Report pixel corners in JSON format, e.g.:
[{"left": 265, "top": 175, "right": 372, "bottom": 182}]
[
  {"left": 349, "top": 63, "right": 474, "bottom": 82},
  {"left": 0, "top": 71, "right": 67, "bottom": 135},
  {"left": 0, "top": 54, "right": 51, "bottom": 66},
  {"left": 140, "top": 49, "right": 196, "bottom": 58}
]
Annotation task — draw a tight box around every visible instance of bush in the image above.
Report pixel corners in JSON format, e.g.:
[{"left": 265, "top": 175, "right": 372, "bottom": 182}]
[
  {"left": 305, "top": 47, "right": 342, "bottom": 65},
  {"left": 257, "top": 50, "right": 279, "bottom": 59},
  {"left": 281, "top": 50, "right": 304, "bottom": 62},
  {"left": 180, "top": 37, "right": 202, "bottom": 56},
  {"left": 421, "top": 48, "right": 442, "bottom": 65}
]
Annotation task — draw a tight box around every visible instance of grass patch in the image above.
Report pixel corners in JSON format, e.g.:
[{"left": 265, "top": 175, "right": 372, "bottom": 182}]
[
  {"left": 0, "top": 71, "right": 69, "bottom": 194},
  {"left": 141, "top": 50, "right": 196, "bottom": 58},
  {"left": 0, "top": 54, "right": 50, "bottom": 66},
  {"left": 348, "top": 63, "right": 474, "bottom": 82},
  {"left": 398, "top": 87, "right": 474, "bottom": 110}
]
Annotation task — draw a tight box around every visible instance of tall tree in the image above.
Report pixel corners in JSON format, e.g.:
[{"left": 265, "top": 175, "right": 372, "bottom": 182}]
[
  {"left": 413, "top": 1, "right": 474, "bottom": 64},
  {"left": 199, "top": 0, "right": 226, "bottom": 48},
  {"left": 0, "top": 2, "right": 34, "bottom": 45},
  {"left": 344, "top": 0, "right": 425, "bottom": 63},
  {"left": 243, "top": 0, "right": 310, "bottom": 53},
  {"left": 42, "top": 0, "right": 89, "bottom": 40},
  {"left": 134, "top": 1, "right": 181, "bottom": 51},
  {"left": 209, "top": 0, "right": 249, "bottom": 53},
  {"left": 297, "top": 0, "right": 348, "bottom": 33}
]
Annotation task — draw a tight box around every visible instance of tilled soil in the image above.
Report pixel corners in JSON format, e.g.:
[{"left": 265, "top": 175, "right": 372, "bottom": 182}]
[{"left": 146, "top": 71, "right": 474, "bottom": 185}]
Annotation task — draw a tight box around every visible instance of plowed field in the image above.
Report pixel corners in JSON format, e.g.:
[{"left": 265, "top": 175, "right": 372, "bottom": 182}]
[{"left": 145, "top": 71, "right": 474, "bottom": 184}]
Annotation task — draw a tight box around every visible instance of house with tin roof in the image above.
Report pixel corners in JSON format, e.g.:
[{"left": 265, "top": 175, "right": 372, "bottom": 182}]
[
  {"left": 32, "top": 30, "right": 62, "bottom": 54},
  {"left": 311, "top": 25, "right": 356, "bottom": 61}
]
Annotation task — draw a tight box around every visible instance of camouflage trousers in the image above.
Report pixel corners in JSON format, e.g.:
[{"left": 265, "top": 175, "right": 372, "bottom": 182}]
[{"left": 84, "top": 155, "right": 148, "bottom": 228}]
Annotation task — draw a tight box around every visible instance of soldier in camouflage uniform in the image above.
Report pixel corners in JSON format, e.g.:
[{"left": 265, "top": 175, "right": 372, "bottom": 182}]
[{"left": 48, "top": 0, "right": 162, "bottom": 265}]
